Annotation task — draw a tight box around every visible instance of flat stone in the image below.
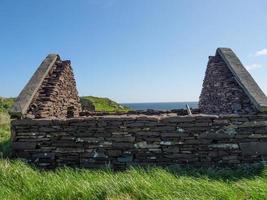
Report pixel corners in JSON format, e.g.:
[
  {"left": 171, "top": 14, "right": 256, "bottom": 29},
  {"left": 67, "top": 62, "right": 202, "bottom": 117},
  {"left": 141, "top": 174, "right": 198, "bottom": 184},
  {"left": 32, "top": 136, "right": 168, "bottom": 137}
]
[
  {"left": 13, "top": 142, "right": 37, "bottom": 150},
  {"left": 9, "top": 54, "right": 58, "bottom": 117},
  {"left": 240, "top": 142, "right": 267, "bottom": 155},
  {"left": 110, "top": 136, "right": 135, "bottom": 142},
  {"left": 160, "top": 141, "right": 173, "bottom": 146},
  {"left": 240, "top": 121, "right": 267, "bottom": 128},
  {"left": 134, "top": 141, "right": 160, "bottom": 149},
  {"left": 209, "top": 143, "right": 239, "bottom": 149},
  {"left": 117, "top": 155, "right": 133, "bottom": 163}
]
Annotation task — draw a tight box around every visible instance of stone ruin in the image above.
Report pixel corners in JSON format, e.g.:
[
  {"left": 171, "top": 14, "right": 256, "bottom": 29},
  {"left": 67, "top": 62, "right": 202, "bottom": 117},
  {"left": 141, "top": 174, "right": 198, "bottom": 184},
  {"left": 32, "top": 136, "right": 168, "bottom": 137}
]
[
  {"left": 9, "top": 48, "right": 267, "bottom": 169},
  {"left": 199, "top": 48, "right": 267, "bottom": 114},
  {"left": 11, "top": 54, "right": 82, "bottom": 119}
]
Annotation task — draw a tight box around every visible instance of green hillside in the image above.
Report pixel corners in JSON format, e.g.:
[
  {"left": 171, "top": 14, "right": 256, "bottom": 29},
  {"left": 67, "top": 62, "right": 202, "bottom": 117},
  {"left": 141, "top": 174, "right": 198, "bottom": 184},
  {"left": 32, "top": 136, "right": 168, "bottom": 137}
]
[
  {"left": 0, "top": 96, "right": 129, "bottom": 115},
  {"left": 0, "top": 97, "right": 15, "bottom": 125},
  {"left": 0, "top": 97, "right": 15, "bottom": 113},
  {"left": 81, "top": 96, "right": 130, "bottom": 112}
]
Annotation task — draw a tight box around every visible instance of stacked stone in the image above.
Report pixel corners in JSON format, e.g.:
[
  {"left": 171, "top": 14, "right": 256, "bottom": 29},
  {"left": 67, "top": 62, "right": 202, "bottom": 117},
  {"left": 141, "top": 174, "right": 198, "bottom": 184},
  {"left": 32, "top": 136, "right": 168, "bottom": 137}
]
[
  {"left": 27, "top": 59, "right": 81, "bottom": 119},
  {"left": 11, "top": 113, "right": 267, "bottom": 170},
  {"left": 199, "top": 53, "right": 257, "bottom": 114},
  {"left": 80, "top": 98, "right": 95, "bottom": 112},
  {"left": 79, "top": 108, "right": 200, "bottom": 117}
]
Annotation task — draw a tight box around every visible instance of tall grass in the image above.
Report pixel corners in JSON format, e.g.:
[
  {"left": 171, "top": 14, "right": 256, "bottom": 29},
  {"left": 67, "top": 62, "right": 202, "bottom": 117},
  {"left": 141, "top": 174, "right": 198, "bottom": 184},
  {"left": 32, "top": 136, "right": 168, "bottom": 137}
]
[
  {"left": 0, "top": 124, "right": 11, "bottom": 157},
  {"left": 0, "top": 160, "right": 266, "bottom": 200}
]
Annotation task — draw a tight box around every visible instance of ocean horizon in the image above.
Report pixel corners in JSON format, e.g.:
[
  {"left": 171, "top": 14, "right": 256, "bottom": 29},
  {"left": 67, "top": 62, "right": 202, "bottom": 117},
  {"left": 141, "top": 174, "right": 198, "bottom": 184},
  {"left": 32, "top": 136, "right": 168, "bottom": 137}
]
[{"left": 122, "top": 102, "right": 198, "bottom": 111}]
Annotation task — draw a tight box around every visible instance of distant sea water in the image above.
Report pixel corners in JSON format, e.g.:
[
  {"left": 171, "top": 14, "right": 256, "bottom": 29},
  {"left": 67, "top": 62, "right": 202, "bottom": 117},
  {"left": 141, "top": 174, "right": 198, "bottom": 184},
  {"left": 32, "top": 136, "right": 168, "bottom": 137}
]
[{"left": 122, "top": 102, "right": 198, "bottom": 111}]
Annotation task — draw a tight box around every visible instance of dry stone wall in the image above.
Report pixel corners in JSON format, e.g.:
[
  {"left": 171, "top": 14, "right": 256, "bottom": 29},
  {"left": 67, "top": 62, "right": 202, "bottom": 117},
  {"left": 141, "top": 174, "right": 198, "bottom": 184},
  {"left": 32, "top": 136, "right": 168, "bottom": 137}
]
[
  {"left": 27, "top": 58, "right": 81, "bottom": 119},
  {"left": 199, "top": 51, "right": 257, "bottom": 114},
  {"left": 11, "top": 113, "right": 267, "bottom": 169},
  {"left": 10, "top": 48, "right": 267, "bottom": 169}
]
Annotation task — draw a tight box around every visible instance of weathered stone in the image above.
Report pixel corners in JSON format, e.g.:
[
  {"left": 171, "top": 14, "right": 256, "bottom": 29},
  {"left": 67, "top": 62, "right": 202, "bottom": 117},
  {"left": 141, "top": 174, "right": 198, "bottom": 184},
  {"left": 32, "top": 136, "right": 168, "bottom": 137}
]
[
  {"left": 110, "top": 136, "right": 135, "bottom": 142},
  {"left": 160, "top": 141, "right": 173, "bottom": 146},
  {"left": 13, "top": 142, "right": 37, "bottom": 150},
  {"left": 117, "top": 155, "right": 133, "bottom": 163},
  {"left": 56, "top": 148, "right": 84, "bottom": 153},
  {"left": 209, "top": 143, "right": 239, "bottom": 150},
  {"left": 107, "top": 150, "right": 122, "bottom": 157},
  {"left": 199, "top": 48, "right": 261, "bottom": 114},
  {"left": 112, "top": 142, "right": 133, "bottom": 149},
  {"left": 176, "top": 127, "right": 185, "bottom": 133},
  {"left": 134, "top": 141, "right": 160, "bottom": 149},
  {"left": 240, "top": 142, "right": 267, "bottom": 155},
  {"left": 240, "top": 121, "right": 267, "bottom": 128}
]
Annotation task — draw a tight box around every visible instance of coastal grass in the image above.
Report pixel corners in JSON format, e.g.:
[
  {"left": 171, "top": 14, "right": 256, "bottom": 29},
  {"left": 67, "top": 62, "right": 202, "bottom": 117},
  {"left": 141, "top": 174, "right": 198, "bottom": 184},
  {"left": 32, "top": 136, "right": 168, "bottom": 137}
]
[
  {"left": 81, "top": 96, "right": 130, "bottom": 112},
  {"left": 0, "top": 159, "right": 267, "bottom": 200},
  {"left": 0, "top": 112, "right": 10, "bottom": 125},
  {"left": 0, "top": 97, "right": 14, "bottom": 113},
  {"left": 0, "top": 124, "right": 11, "bottom": 157},
  {"left": 1, "top": 124, "right": 267, "bottom": 199}
]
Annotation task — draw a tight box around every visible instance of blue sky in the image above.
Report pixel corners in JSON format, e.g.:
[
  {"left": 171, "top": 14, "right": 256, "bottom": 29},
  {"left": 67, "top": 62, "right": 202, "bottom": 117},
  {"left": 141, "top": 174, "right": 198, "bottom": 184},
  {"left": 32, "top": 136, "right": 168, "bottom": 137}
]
[{"left": 1, "top": 0, "right": 267, "bottom": 103}]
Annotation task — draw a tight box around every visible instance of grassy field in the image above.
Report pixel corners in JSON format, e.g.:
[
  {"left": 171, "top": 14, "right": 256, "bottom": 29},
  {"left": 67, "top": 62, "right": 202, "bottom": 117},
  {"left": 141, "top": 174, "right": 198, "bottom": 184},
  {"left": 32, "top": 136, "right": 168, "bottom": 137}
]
[
  {"left": 0, "top": 97, "right": 14, "bottom": 125},
  {"left": 0, "top": 159, "right": 267, "bottom": 200},
  {"left": 1, "top": 123, "right": 267, "bottom": 199},
  {"left": 0, "top": 97, "right": 14, "bottom": 113},
  {"left": 81, "top": 96, "right": 130, "bottom": 112}
]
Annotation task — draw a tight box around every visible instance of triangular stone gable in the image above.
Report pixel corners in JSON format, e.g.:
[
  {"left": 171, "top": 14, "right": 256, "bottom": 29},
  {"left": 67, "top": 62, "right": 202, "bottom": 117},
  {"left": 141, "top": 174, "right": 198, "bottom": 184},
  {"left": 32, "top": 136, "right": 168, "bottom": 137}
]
[
  {"left": 10, "top": 54, "right": 81, "bottom": 119},
  {"left": 199, "top": 48, "right": 267, "bottom": 114}
]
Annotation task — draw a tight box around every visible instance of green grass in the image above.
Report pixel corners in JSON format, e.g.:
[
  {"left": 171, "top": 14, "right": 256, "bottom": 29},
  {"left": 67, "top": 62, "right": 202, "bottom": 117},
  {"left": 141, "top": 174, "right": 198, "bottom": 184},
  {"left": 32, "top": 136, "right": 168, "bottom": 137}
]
[
  {"left": 0, "top": 124, "right": 11, "bottom": 158},
  {"left": 0, "top": 159, "right": 267, "bottom": 199},
  {"left": 0, "top": 97, "right": 14, "bottom": 125},
  {"left": 81, "top": 96, "right": 130, "bottom": 112},
  {"left": 0, "top": 112, "right": 10, "bottom": 125},
  {"left": 1, "top": 123, "right": 267, "bottom": 199},
  {"left": 0, "top": 97, "right": 15, "bottom": 113}
]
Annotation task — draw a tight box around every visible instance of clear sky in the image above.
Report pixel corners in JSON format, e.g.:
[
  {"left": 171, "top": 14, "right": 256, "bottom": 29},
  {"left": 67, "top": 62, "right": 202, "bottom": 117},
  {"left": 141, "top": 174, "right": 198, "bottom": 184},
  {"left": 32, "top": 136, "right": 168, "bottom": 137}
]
[{"left": 1, "top": 0, "right": 267, "bottom": 103}]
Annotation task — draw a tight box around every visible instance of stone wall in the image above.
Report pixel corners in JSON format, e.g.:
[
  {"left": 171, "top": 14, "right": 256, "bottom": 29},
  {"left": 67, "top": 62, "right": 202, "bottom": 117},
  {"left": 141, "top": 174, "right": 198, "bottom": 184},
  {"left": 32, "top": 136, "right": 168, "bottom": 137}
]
[
  {"left": 11, "top": 113, "right": 267, "bottom": 169},
  {"left": 199, "top": 51, "right": 257, "bottom": 114},
  {"left": 26, "top": 58, "right": 81, "bottom": 119}
]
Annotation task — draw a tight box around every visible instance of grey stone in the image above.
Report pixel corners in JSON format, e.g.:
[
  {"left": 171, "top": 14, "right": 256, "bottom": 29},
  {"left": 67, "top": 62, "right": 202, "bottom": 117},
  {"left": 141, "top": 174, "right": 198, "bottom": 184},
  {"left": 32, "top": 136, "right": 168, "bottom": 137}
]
[
  {"left": 117, "top": 155, "right": 133, "bottom": 163},
  {"left": 10, "top": 54, "right": 58, "bottom": 117},
  {"left": 134, "top": 141, "right": 160, "bottom": 149},
  {"left": 240, "top": 142, "right": 267, "bottom": 155},
  {"left": 209, "top": 143, "right": 239, "bottom": 149},
  {"left": 218, "top": 48, "right": 267, "bottom": 112}
]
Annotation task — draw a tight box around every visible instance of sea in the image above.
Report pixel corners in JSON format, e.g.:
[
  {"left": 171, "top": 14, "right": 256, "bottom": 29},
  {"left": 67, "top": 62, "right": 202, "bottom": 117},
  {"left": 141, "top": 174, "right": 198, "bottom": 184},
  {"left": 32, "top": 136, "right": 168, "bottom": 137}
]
[{"left": 122, "top": 102, "right": 198, "bottom": 111}]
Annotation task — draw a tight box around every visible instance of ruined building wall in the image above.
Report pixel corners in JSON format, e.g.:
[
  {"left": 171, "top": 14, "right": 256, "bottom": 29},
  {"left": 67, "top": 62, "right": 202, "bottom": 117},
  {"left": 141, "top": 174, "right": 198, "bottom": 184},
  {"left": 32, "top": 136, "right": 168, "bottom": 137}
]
[
  {"left": 11, "top": 114, "right": 267, "bottom": 169},
  {"left": 10, "top": 49, "right": 267, "bottom": 169},
  {"left": 199, "top": 52, "right": 257, "bottom": 114},
  {"left": 27, "top": 58, "right": 81, "bottom": 118}
]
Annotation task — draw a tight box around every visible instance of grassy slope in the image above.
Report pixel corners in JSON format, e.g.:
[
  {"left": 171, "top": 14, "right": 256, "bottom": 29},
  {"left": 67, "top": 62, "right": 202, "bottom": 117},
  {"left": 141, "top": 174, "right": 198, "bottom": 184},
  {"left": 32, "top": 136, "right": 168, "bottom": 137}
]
[
  {"left": 0, "top": 124, "right": 10, "bottom": 157},
  {"left": 0, "top": 97, "right": 267, "bottom": 199},
  {"left": 0, "top": 97, "right": 15, "bottom": 125},
  {"left": 0, "top": 97, "right": 15, "bottom": 113},
  {"left": 81, "top": 96, "right": 130, "bottom": 112}
]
